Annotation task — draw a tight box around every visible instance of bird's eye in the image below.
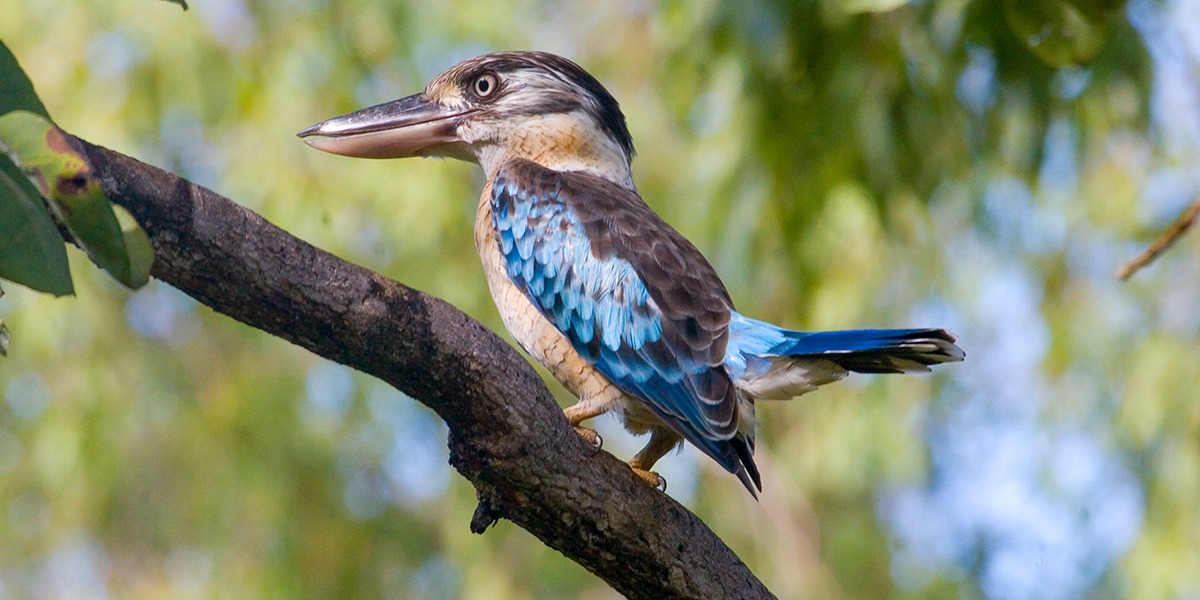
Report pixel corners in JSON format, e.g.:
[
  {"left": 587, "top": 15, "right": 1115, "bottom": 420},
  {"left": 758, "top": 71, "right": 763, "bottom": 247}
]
[{"left": 472, "top": 73, "right": 499, "bottom": 98}]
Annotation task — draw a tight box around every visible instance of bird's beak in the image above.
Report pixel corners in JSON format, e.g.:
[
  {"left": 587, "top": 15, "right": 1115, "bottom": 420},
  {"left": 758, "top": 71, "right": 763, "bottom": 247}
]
[{"left": 297, "top": 93, "right": 471, "bottom": 159}]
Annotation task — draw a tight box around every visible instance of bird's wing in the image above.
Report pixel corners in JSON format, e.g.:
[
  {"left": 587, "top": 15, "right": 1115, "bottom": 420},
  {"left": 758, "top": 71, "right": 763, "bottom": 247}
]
[{"left": 491, "top": 159, "right": 756, "bottom": 483}]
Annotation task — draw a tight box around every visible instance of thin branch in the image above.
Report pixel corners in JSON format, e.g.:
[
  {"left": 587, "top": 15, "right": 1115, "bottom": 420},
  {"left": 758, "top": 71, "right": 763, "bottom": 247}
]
[
  {"left": 1117, "top": 195, "right": 1200, "bottom": 280},
  {"left": 66, "top": 133, "right": 775, "bottom": 600}
]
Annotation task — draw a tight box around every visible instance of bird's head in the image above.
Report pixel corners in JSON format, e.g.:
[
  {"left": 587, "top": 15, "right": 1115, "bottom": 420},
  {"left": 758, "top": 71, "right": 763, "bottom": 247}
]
[{"left": 299, "top": 51, "right": 635, "bottom": 186}]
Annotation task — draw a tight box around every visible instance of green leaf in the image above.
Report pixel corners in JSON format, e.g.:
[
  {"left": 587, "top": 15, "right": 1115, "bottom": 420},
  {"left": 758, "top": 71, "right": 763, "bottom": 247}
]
[
  {"left": 1003, "top": 0, "right": 1111, "bottom": 67},
  {"left": 1068, "top": 0, "right": 1128, "bottom": 22},
  {"left": 0, "top": 153, "right": 74, "bottom": 295},
  {"left": 0, "top": 284, "right": 7, "bottom": 357},
  {"left": 841, "top": 0, "right": 911, "bottom": 14},
  {"left": 0, "top": 40, "right": 71, "bottom": 295},
  {"left": 115, "top": 205, "right": 153, "bottom": 288},
  {"left": 0, "top": 40, "right": 51, "bottom": 120},
  {"left": 0, "top": 111, "right": 152, "bottom": 289}
]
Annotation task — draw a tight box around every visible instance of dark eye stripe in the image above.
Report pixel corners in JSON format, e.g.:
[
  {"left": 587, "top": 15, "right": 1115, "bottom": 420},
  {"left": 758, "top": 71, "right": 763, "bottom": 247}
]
[{"left": 510, "top": 94, "right": 582, "bottom": 117}]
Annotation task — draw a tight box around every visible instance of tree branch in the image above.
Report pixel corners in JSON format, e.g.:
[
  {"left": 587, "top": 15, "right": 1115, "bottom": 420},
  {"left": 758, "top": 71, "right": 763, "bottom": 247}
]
[
  {"left": 1117, "top": 195, "right": 1200, "bottom": 280},
  {"left": 67, "top": 133, "right": 775, "bottom": 600}
]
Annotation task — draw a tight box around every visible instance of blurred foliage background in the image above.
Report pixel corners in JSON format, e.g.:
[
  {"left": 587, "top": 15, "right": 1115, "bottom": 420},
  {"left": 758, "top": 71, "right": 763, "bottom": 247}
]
[{"left": 2, "top": 0, "right": 1199, "bottom": 598}]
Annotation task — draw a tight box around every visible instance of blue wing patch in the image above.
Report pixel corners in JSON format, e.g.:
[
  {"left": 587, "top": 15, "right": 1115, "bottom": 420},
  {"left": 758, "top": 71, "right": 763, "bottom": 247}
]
[
  {"left": 493, "top": 183, "right": 664, "bottom": 358},
  {"left": 490, "top": 160, "right": 756, "bottom": 487}
]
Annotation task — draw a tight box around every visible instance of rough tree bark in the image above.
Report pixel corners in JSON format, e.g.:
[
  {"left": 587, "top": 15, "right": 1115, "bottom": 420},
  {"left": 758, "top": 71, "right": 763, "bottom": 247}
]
[{"left": 66, "top": 133, "right": 776, "bottom": 600}]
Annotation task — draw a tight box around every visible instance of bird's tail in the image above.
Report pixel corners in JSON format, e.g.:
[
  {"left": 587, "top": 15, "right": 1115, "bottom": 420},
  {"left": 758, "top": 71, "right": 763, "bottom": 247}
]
[
  {"left": 773, "top": 327, "right": 965, "bottom": 373},
  {"left": 727, "top": 313, "right": 964, "bottom": 400}
]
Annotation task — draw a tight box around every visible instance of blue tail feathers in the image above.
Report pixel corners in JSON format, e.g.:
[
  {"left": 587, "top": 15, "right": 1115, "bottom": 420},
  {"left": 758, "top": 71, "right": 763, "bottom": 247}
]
[
  {"left": 726, "top": 312, "right": 964, "bottom": 380},
  {"left": 772, "top": 328, "right": 964, "bottom": 374}
]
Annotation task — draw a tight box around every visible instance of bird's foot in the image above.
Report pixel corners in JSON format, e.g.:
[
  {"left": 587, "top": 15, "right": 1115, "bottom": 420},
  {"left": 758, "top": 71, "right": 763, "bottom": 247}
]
[
  {"left": 573, "top": 426, "right": 603, "bottom": 450},
  {"left": 630, "top": 466, "right": 667, "bottom": 492}
]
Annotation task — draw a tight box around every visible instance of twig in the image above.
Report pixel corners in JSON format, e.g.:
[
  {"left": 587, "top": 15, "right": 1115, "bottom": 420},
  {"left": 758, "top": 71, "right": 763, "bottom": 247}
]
[{"left": 1117, "top": 195, "right": 1200, "bottom": 280}]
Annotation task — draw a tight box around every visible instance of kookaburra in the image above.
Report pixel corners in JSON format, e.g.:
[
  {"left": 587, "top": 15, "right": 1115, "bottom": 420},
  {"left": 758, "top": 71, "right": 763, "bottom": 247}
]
[{"left": 299, "top": 51, "right": 963, "bottom": 496}]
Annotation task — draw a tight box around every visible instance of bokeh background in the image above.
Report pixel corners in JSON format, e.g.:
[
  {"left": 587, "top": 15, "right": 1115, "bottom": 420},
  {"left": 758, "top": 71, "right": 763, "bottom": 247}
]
[{"left": 2, "top": 0, "right": 1199, "bottom": 598}]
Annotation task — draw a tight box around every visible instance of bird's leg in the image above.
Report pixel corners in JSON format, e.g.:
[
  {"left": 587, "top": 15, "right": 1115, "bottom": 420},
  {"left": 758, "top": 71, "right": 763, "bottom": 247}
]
[
  {"left": 628, "top": 429, "right": 681, "bottom": 491},
  {"left": 563, "top": 400, "right": 605, "bottom": 449}
]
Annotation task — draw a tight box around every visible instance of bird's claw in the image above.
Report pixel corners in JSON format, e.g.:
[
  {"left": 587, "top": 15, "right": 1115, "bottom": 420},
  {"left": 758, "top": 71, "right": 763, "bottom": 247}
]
[
  {"left": 573, "top": 426, "right": 603, "bottom": 450},
  {"left": 630, "top": 467, "right": 667, "bottom": 492}
]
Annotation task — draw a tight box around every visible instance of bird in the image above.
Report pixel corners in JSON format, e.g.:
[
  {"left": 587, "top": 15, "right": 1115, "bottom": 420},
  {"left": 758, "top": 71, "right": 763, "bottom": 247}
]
[{"left": 298, "top": 51, "right": 964, "bottom": 497}]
